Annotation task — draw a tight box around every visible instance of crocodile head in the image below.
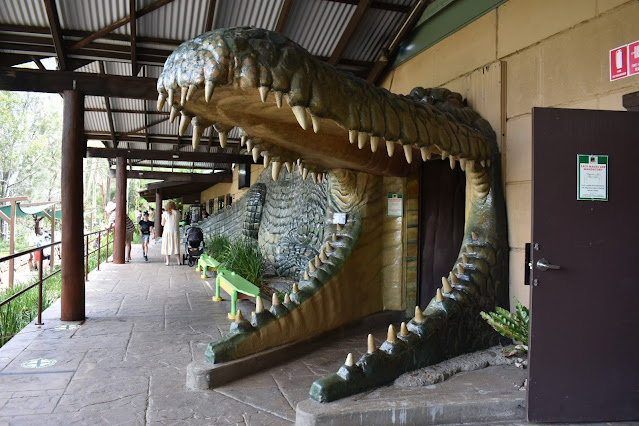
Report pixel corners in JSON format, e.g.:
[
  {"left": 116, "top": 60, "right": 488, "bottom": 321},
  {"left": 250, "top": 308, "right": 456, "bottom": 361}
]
[{"left": 158, "top": 27, "right": 508, "bottom": 402}]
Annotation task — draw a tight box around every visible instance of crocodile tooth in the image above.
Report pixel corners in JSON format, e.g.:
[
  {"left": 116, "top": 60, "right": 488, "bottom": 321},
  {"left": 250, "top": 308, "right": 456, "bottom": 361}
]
[
  {"left": 345, "top": 353, "right": 354, "bottom": 367},
  {"left": 332, "top": 233, "right": 338, "bottom": 242},
  {"left": 336, "top": 223, "right": 344, "bottom": 231},
  {"left": 263, "top": 152, "right": 271, "bottom": 167},
  {"left": 292, "top": 106, "right": 308, "bottom": 130},
  {"left": 448, "top": 156, "right": 455, "bottom": 169},
  {"left": 450, "top": 273, "right": 460, "bottom": 284},
  {"left": 180, "top": 88, "right": 187, "bottom": 105},
  {"left": 258, "top": 86, "right": 269, "bottom": 103},
  {"left": 255, "top": 296, "right": 264, "bottom": 313},
  {"left": 205, "top": 81, "right": 214, "bottom": 102},
  {"left": 420, "top": 147, "right": 431, "bottom": 161},
  {"left": 480, "top": 160, "right": 486, "bottom": 167},
  {"left": 319, "top": 249, "right": 328, "bottom": 261},
  {"left": 311, "top": 172, "right": 318, "bottom": 183},
  {"left": 285, "top": 162, "right": 293, "bottom": 173},
  {"left": 311, "top": 115, "right": 321, "bottom": 133},
  {"left": 441, "top": 150, "right": 448, "bottom": 160},
  {"left": 370, "top": 136, "right": 379, "bottom": 152},
  {"left": 292, "top": 283, "right": 299, "bottom": 294},
  {"left": 357, "top": 132, "right": 367, "bottom": 149},
  {"left": 302, "top": 168, "right": 309, "bottom": 180},
  {"left": 349, "top": 130, "right": 357, "bottom": 144},
  {"left": 400, "top": 322, "right": 409, "bottom": 337},
  {"left": 252, "top": 147, "right": 261, "bottom": 163},
  {"left": 167, "top": 88, "right": 175, "bottom": 106},
  {"left": 442, "top": 276, "right": 453, "bottom": 294},
  {"left": 284, "top": 293, "right": 291, "bottom": 304},
  {"left": 457, "top": 264, "right": 465, "bottom": 274},
  {"left": 240, "top": 135, "right": 247, "bottom": 146},
  {"left": 308, "top": 260, "right": 316, "bottom": 272},
  {"left": 304, "top": 270, "right": 310, "bottom": 280},
  {"left": 325, "top": 242, "right": 334, "bottom": 252},
  {"left": 436, "top": 288, "right": 444, "bottom": 302},
  {"left": 272, "top": 161, "right": 282, "bottom": 181},
  {"left": 219, "top": 131, "right": 228, "bottom": 148},
  {"left": 192, "top": 126, "right": 203, "bottom": 149},
  {"left": 246, "top": 139, "right": 254, "bottom": 152},
  {"left": 169, "top": 106, "right": 180, "bottom": 123},
  {"left": 460, "top": 159, "right": 467, "bottom": 171},
  {"left": 274, "top": 91, "right": 283, "bottom": 108},
  {"left": 466, "top": 244, "right": 474, "bottom": 253},
  {"left": 186, "top": 84, "right": 197, "bottom": 101},
  {"left": 462, "top": 253, "right": 469, "bottom": 263},
  {"left": 233, "top": 310, "right": 243, "bottom": 323},
  {"left": 471, "top": 232, "right": 478, "bottom": 240},
  {"left": 178, "top": 113, "right": 192, "bottom": 136},
  {"left": 386, "top": 141, "right": 395, "bottom": 157},
  {"left": 297, "top": 162, "right": 303, "bottom": 174},
  {"left": 367, "top": 334, "right": 376, "bottom": 353},
  {"left": 487, "top": 159, "right": 491, "bottom": 167},
  {"left": 468, "top": 159, "right": 475, "bottom": 171},
  {"left": 272, "top": 293, "right": 281, "bottom": 306},
  {"left": 314, "top": 255, "right": 321, "bottom": 267},
  {"left": 403, "top": 145, "right": 413, "bottom": 164},
  {"left": 157, "top": 93, "right": 167, "bottom": 111},
  {"left": 387, "top": 325, "right": 397, "bottom": 343},
  {"left": 414, "top": 306, "right": 425, "bottom": 323}
]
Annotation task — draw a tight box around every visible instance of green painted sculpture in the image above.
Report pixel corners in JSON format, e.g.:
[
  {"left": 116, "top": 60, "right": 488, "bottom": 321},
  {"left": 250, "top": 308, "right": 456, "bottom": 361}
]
[{"left": 157, "top": 27, "right": 508, "bottom": 402}]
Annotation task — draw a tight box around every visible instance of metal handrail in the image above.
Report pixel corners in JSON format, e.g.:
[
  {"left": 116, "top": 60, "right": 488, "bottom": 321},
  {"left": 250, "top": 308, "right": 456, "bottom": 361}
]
[{"left": 0, "top": 228, "right": 114, "bottom": 327}]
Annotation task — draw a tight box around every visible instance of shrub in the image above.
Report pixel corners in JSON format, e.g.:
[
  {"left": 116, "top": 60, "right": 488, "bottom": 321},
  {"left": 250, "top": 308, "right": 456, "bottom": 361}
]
[
  {"left": 206, "top": 235, "right": 231, "bottom": 262},
  {"left": 480, "top": 298, "right": 529, "bottom": 352},
  {"left": 220, "top": 238, "right": 264, "bottom": 286}
]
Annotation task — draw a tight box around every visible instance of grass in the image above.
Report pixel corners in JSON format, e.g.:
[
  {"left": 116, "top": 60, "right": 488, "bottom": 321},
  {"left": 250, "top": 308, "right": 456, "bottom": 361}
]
[
  {"left": 0, "top": 234, "right": 113, "bottom": 349},
  {"left": 206, "top": 236, "right": 231, "bottom": 262},
  {"left": 206, "top": 236, "right": 265, "bottom": 286}
]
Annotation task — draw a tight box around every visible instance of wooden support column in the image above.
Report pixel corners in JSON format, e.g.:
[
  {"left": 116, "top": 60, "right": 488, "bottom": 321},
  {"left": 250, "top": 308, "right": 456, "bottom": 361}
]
[
  {"left": 50, "top": 204, "right": 56, "bottom": 271},
  {"left": 113, "top": 157, "right": 127, "bottom": 264},
  {"left": 155, "top": 189, "right": 163, "bottom": 239},
  {"left": 61, "top": 90, "right": 85, "bottom": 321}
]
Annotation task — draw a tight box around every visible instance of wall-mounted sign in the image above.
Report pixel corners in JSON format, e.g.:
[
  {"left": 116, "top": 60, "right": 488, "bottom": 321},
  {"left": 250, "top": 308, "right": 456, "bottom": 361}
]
[
  {"left": 332, "top": 212, "right": 346, "bottom": 225},
  {"left": 577, "top": 154, "right": 608, "bottom": 201},
  {"left": 610, "top": 39, "right": 639, "bottom": 81},
  {"left": 387, "top": 193, "right": 403, "bottom": 217}
]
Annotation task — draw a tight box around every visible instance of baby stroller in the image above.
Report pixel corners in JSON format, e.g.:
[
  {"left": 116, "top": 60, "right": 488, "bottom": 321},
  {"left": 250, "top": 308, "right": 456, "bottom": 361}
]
[{"left": 183, "top": 226, "right": 205, "bottom": 267}]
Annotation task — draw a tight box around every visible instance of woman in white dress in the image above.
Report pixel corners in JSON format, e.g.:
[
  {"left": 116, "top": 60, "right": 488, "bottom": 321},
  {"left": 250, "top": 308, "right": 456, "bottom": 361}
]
[{"left": 161, "top": 201, "right": 182, "bottom": 265}]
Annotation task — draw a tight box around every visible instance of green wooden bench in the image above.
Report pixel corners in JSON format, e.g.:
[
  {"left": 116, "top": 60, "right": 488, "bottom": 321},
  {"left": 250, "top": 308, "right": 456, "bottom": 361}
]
[
  {"left": 213, "top": 269, "right": 260, "bottom": 320},
  {"left": 196, "top": 253, "right": 220, "bottom": 278}
]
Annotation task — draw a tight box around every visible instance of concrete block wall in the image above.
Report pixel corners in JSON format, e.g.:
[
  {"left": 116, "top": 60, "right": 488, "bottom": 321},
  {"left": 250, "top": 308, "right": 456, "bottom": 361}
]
[{"left": 383, "top": 0, "right": 639, "bottom": 310}]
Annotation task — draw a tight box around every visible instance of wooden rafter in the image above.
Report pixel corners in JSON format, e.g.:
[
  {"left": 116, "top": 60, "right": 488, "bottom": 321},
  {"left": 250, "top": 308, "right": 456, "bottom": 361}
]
[
  {"left": 130, "top": 0, "right": 139, "bottom": 76},
  {"left": 325, "top": 0, "right": 410, "bottom": 13},
  {"left": 85, "top": 133, "right": 239, "bottom": 145},
  {"left": 119, "top": 117, "right": 170, "bottom": 137},
  {"left": 110, "top": 170, "right": 232, "bottom": 183},
  {"left": 86, "top": 148, "right": 254, "bottom": 164},
  {"left": 69, "top": 0, "right": 176, "bottom": 52},
  {"left": 85, "top": 108, "right": 169, "bottom": 115},
  {"left": 43, "top": 0, "right": 66, "bottom": 70},
  {"left": 204, "top": 0, "right": 217, "bottom": 32},
  {"left": 275, "top": 0, "right": 295, "bottom": 33},
  {"left": 99, "top": 61, "right": 118, "bottom": 148},
  {"left": 328, "top": 0, "right": 372, "bottom": 66}
]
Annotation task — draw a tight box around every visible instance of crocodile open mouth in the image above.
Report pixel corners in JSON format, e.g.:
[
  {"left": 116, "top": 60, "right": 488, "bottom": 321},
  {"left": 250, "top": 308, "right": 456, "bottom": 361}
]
[{"left": 157, "top": 27, "right": 508, "bottom": 402}]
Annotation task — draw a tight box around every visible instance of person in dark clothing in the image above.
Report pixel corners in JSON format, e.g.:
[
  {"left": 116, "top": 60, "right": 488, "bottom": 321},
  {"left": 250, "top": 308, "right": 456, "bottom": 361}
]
[{"left": 138, "top": 211, "right": 154, "bottom": 261}]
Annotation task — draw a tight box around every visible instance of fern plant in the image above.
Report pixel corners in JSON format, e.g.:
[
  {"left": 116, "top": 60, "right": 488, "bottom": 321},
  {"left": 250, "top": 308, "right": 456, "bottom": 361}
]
[{"left": 480, "top": 298, "right": 529, "bottom": 352}]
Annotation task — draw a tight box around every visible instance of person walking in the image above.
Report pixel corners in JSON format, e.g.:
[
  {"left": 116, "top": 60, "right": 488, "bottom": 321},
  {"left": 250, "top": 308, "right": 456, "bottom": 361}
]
[
  {"left": 106, "top": 201, "right": 135, "bottom": 262},
  {"left": 138, "top": 211, "right": 154, "bottom": 261},
  {"left": 161, "top": 201, "right": 182, "bottom": 265}
]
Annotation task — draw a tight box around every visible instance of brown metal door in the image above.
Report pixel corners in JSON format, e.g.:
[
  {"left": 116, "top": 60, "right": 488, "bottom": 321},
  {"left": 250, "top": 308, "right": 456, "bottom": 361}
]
[{"left": 528, "top": 107, "right": 639, "bottom": 422}]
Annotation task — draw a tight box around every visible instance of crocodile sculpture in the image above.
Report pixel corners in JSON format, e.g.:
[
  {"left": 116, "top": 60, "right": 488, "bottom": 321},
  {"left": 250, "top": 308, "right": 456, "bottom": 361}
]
[{"left": 157, "top": 27, "right": 508, "bottom": 402}]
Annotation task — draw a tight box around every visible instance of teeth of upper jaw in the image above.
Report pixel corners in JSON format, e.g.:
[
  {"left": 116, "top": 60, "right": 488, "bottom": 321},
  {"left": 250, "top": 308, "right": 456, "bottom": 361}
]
[
  {"left": 186, "top": 84, "right": 197, "bottom": 101},
  {"left": 460, "top": 159, "right": 467, "bottom": 171},
  {"left": 167, "top": 89, "right": 175, "bottom": 107},
  {"left": 292, "top": 106, "right": 308, "bottom": 130},
  {"left": 449, "top": 156, "right": 456, "bottom": 169},
  {"left": 403, "top": 145, "right": 413, "bottom": 164},
  {"left": 240, "top": 135, "right": 247, "bottom": 146},
  {"left": 157, "top": 93, "right": 167, "bottom": 111},
  {"left": 263, "top": 153, "right": 271, "bottom": 167},
  {"left": 179, "top": 113, "right": 192, "bottom": 136},
  {"left": 370, "top": 136, "right": 379, "bottom": 152},
  {"left": 218, "top": 131, "right": 228, "bottom": 148},
  {"left": 258, "top": 86, "right": 269, "bottom": 103},
  {"left": 285, "top": 162, "right": 293, "bottom": 173},
  {"left": 386, "top": 141, "right": 395, "bottom": 157},
  {"left": 311, "top": 115, "right": 321, "bottom": 133},
  {"left": 274, "top": 91, "right": 283, "bottom": 108},
  {"left": 357, "top": 132, "right": 367, "bottom": 149},
  {"left": 252, "top": 147, "right": 261, "bottom": 163},
  {"left": 272, "top": 161, "right": 283, "bottom": 181},
  {"left": 349, "top": 130, "right": 357, "bottom": 144},
  {"left": 169, "top": 106, "right": 180, "bottom": 123},
  {"left": 192, "top": 125, "right": 203, "bottom": 149},
  {"left": 246, "top": 139, "right": 254, "bottom": 152},
  {"left": 420, "top": 147, "right": 431, "bottom": 161},
  {"left": 302, "top": 168, "right": 309, "bottom": 180},
  {"left": 180, "top": 88, "right": 187, "bottom": 105}
]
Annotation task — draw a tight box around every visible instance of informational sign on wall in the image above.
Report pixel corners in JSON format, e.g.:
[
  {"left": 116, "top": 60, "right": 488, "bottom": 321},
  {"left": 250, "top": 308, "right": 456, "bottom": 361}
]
[
  {"left": 387, "top": 193, "right": 403, "bottom": 217},
  {"left": 610, "top": 39, "right": 639, "bottom": 81},
  {"left": 577, "top": 154, "right": 608, "bottom": 201}
]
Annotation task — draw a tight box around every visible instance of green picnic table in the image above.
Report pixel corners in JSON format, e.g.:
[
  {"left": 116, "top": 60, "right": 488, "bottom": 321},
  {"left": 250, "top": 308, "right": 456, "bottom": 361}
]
[
  {"left": 214, "top": 269, "right": 260, "bottom": 320},
  {"left": 196, "top": 253, "right": 220, "bottom": 278}
]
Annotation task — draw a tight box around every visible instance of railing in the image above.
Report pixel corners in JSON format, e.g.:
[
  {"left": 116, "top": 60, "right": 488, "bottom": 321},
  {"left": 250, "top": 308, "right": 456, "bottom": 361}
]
[{"left": 0, "top": 228, "right": 113, "bottom": 327}]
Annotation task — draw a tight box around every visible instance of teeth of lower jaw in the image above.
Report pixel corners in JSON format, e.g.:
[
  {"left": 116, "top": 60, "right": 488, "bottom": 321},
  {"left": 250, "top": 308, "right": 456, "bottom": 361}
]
[{"left": 271, "top": 161, "right": 283, "bottom": 181}]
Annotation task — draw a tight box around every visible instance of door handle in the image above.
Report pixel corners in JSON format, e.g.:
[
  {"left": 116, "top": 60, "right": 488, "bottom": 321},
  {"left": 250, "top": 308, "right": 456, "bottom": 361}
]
[{"left": 536, "top": 258, "right": 560, "bottom": 271}]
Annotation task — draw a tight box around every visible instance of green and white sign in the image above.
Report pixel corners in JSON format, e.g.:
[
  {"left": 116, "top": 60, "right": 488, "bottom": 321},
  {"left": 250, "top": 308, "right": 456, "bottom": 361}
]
[
  {"left": 387, "top": 193, "right": 403, "bottom": 217},
  {"left": 577, "top": 154, "right": 608, "bottom": 201}
]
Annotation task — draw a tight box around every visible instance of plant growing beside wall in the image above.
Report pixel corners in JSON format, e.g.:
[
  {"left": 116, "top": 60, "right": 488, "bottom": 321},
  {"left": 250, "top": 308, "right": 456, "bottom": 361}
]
[
  {"left": 206, "top": 236, "right": 231, "bottom": 262},
  {"left": 480, "top": 298, "right": 529, "bottom": 353},
  {"left": 206, "top": 236, "right": 265, "bottom": 287}
]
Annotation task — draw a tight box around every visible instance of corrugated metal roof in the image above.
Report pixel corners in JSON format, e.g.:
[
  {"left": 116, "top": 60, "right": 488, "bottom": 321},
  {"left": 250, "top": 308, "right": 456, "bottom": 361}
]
[
  {"left": 214, "top": 0, "right": 284, "bottom": 31},
  {"left": 0, "top": 0, "right": 48, "bottom": 27},
  {"left": 343, "top": 7, "right": 404, "bottom": 62}
]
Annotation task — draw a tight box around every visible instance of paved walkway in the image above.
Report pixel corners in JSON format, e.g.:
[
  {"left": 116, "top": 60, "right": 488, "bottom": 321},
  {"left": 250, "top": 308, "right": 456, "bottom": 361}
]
[{"left": 0, "top": 243, "right": 365, "bottom": 425}]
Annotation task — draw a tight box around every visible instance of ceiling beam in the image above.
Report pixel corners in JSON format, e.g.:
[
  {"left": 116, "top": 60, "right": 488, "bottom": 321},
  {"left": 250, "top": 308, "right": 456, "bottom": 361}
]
[
  {"left": 0, "top": 67, "right": 158, "bottom": 99},
  {"left": 328, "top": 0, "right": 373, "bottom": 66},
  {"left": 204, "top": 0, "right": 217, "bottom": 32},
  {"left": 119, "top": 117, "right": 170, "bottom": 137},
  {"left": 99, "top": 61, "right": 118, "bottom": 148},
  {"left": 367, "top": 0, "right": 431, "bottom": 84},
  {"left": 86, "top": 147, "right": 254, "bottom": 164},
  {"left": 85, "top": 107, "right": 169, "bottom": 115},
  {"left": 275, "top": 0, "right": 295, "bottom": 33},
  {"left": 109, "top": 169, "right": 233, "bottom": 183},
  {"left": 43, "top": 0, "right": 67, "bottom": 70},
  {"left": 325, "top": 0, "right": 410, "bottom": 12},
  {"left": 69, "top": 0, "right": 177, "bottom": 52},
  {"left": 85, "top": 132, "right": 240, "bottom": 145},
  {"left": 130, "top": 0, "right": 139, "bottom": 76}
]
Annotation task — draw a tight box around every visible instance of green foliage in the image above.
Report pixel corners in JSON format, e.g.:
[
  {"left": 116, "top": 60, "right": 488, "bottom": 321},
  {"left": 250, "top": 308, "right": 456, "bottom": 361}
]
[
  {"left": 480, "top": 298, "right": 529, "bottom": 349},
  {"left": 219, "top": 238, "right": 264, "bottom": 286},
  {"left": 206, "top": 236, "right": 231, "bottom": 261}
]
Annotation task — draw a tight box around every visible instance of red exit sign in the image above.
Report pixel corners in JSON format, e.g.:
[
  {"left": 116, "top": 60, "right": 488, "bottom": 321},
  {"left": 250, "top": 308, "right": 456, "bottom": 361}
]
[{"left": 610, "top": 40, "right": 639, "bottom": 81}]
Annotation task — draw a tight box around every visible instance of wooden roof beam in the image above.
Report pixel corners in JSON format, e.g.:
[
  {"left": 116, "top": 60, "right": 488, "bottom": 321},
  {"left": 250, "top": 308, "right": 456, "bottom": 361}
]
[
  {"left": 275, "top": 0, "right": 295, "bottom": 33},
  {"left": 204, "top": 0, "right": 217, "bottom": 32},
  {"left": 43, "top": 0, "right": 67, "bottom": 70},
  {"left": 99, "top": 61, "right": 118, "bottom": 148},
  {"left": 130, "top": 0, "right": 139, "bottom": 76},
  {"left": 325, "top": 0, "right": 411, "bottom": 13},
  {"left": 86, "top": 147, "right": 255, "bottom": 164},
  {"left": 328, "top": 0, "right": 372, "bottom": 66},
  {"left": 108, "top": 169, "right": 232, "bottom": 183}
]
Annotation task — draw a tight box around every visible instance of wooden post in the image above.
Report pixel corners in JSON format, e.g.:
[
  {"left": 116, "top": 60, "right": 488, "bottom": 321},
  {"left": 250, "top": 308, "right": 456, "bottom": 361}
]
[
  {"left": 155, "top": 189, "right": 163, "bottom": 239},
  {"left": 50, "top": 204, "right": 56, "bottom": 271},
  {"left": 113, "top": 157, "right": 126, "bottom": 264},
  {"left": 8, "top": 201, "right": 15, "bottom": 288},
  {"left": 61, "top": 90, "right": 85, "bottom": 321}
]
